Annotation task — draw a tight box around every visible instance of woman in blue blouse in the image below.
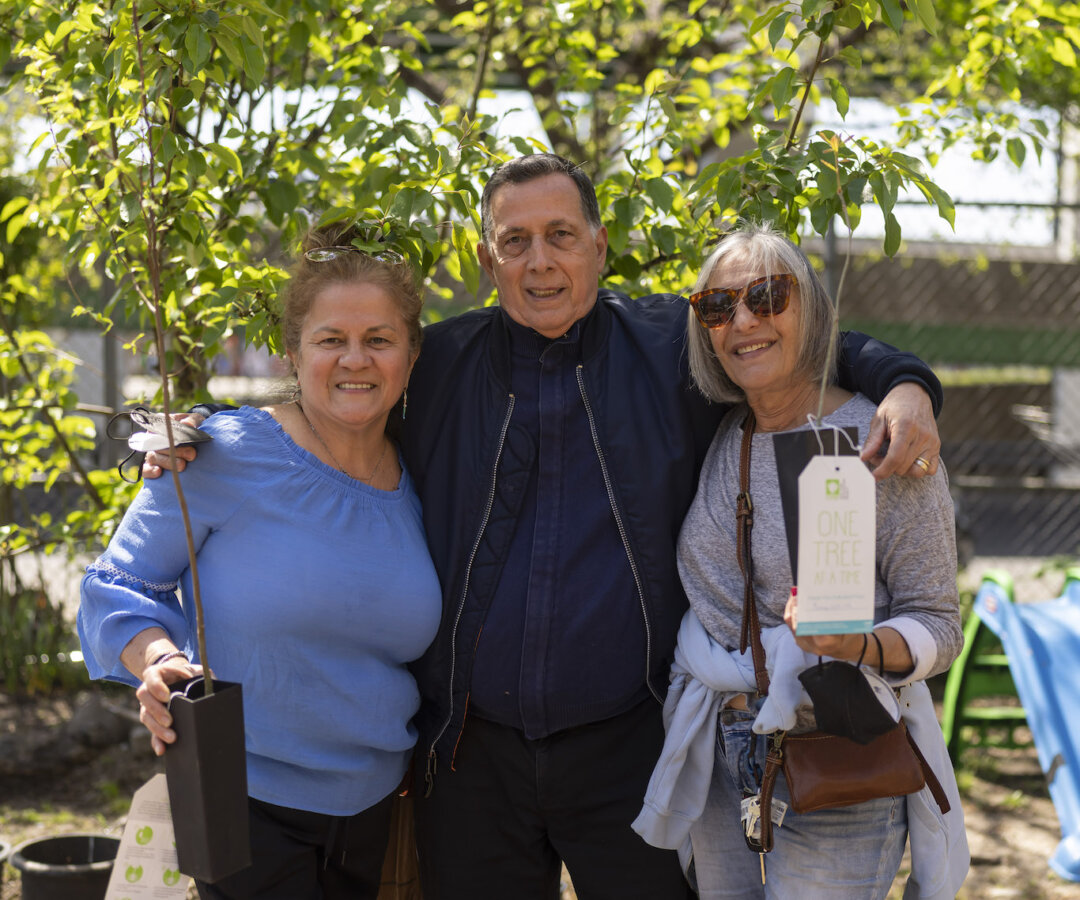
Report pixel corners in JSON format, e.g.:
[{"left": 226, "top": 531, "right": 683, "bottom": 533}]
[{"left": 78, "top": 226, "right": 442, "bottom": 900}]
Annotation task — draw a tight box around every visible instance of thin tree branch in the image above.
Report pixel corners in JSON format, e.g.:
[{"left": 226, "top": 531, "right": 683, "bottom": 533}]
[
  {"left": 787, "top": 36, "right": 828, "bottom": 151},
  {"left": 467, "top": 1, "right": 498, "bottom": 122},
  {"left": 398, "top": 66, "right": 449, "bottom": 107},
  {"left": 131, "top": 0, "right": 212, "bottom": 692},
  {"left": 0, "top": 304, "right": 106, "bottom": 510}
]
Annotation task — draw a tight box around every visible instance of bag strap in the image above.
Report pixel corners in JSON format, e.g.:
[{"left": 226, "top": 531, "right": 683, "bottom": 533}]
[
  {"left": 758, "top": 734, "right": 783, "bottom": 852},
  {"left": 905, "top": 724, "right": 952, "bottom": 814},
  {"left": 735, "top": 411, "right": 783, "bottom": 856},
  {"left": 736, "top": 411, "right": 770, "bottom": 696}
]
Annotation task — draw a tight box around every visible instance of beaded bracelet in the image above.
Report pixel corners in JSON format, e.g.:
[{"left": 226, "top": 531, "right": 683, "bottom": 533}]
[{"left": 151, "top": 650, "right": 189, "bottom": 667}]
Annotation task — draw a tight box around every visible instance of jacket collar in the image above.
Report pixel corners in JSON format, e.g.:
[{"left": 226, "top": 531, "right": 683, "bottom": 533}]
[{"left": 488, "top": 294, "right": 614, "bottom": 380}]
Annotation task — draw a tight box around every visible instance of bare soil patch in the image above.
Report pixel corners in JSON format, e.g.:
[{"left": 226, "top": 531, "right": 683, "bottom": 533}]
[{"left": 2, "top": 691, "right": 1078, "bottom": 899}]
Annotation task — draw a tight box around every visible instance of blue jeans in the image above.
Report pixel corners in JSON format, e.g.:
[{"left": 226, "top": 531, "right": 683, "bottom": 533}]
[{"left": 690, "top": 705, "right": 908, "bottom": 900}]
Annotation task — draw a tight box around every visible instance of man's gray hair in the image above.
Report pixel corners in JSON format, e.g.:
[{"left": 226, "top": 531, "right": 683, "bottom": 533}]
[
  {"left": 686, "top": 221, "right": 838, "bottom": 403},
  {"left": 480, "top": 154, "right": 602, "bottom": 246}
]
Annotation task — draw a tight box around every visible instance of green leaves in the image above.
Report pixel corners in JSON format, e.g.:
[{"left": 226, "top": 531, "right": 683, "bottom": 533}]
[
  {"left": 643, "top": 177, "right": 674, "bottom": 213},
  {"left": 452, "top": 223, "right": 481, "bottom": 298},
  {"left": 184, "top": 26, "right": 212, "bottom": 72},
  {"left": 1, "top": 195, "right": 30, "bottom": 243},
  {"left": 1051, "top": 35, "right": 1077, "bottom": 67},
  {"left": 878, "top": 0, "right": 904, "bottom": 32},
  {"left": 826, "top": 77, "right": 850, "bottom": 119},
  {"left": 0, "top": 0, "right": 1071, "bottom": 585},
  {"left": 911, "top": 0, "right": 939, "bottom": 36},
  {"left": 207, "top": 143, "right": 243, "bottom": 179}
]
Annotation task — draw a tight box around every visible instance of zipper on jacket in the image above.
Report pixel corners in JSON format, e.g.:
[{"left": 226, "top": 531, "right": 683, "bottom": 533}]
[
  {"left": 575, "top": 366, "right": 662, "bottom": 703},
  {"left": 425, "top": 393, "right": 516, "bottom": 797}
]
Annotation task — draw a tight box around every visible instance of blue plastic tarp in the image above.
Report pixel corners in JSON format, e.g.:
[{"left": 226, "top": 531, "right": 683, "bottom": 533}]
[{"left": 975, "top": 577, "right": 1080, "bottom": 882}]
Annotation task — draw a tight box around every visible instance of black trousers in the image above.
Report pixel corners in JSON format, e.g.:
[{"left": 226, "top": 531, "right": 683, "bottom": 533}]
[
  {"left": 414, "top": 698, "right": 693, "bottom": 900},
  {"left": 196, "top": 793, "right": 393, "bottom": 900}
]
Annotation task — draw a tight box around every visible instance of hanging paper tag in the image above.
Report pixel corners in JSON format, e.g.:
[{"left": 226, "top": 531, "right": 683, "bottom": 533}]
[
  {"left": 795, "top": 454, "right": 876, "bottom": 634},
  {"left": 105, "top": 773, "right": 192, "bottom": 898}
]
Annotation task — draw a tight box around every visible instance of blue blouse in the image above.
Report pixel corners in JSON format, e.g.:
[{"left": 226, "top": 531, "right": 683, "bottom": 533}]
[{"left": 78, "top": 406, "right": 442, "bottom": 816}]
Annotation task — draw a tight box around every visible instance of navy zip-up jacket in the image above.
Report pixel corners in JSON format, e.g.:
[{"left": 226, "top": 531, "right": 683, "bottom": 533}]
[{"left": 398, "top": 289, "right": 941, "bottom": 789}]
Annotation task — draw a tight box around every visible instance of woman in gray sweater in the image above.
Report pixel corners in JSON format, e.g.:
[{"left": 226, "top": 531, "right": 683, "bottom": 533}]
[{"left": 661, "top": 222, "right": 965, "bottom": 899}]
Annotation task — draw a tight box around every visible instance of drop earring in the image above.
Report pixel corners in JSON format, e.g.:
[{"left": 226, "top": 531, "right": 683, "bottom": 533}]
[{"left": 402, "top": 388, "right": 408, "bottom": 421}]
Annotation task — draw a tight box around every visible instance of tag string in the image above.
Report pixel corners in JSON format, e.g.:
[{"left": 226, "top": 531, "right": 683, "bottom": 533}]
[{"left": 805, "top": 414, "right": 861, "bottom": 458}]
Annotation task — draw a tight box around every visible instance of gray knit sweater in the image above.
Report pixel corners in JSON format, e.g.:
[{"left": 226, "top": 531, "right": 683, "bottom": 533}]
[{"left": 677, "top": 394, "right": 963, "bottom": 680}]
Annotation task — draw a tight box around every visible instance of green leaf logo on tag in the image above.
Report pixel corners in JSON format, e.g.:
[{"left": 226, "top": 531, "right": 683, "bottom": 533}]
[{"left": 125, "top": 864, "right": 143, "bottom": 883}]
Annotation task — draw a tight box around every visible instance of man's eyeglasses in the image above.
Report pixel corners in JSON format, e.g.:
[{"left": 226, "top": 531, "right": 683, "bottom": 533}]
[
  {"left": 688, "top": 273, "right": 797, "bottom": 329},
  {"left": 304, "top": 245, "right": 405, "bottom": 265}
]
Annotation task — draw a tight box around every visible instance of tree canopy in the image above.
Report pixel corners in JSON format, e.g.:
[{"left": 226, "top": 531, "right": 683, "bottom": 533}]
[{"left": 1, "top": 0, "right": 1078, "bottom": 614}]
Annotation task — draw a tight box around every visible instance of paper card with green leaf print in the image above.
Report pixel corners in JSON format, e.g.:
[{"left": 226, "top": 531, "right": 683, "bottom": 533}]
[
  {"left": 795, "top": 454, "right": 877, "bottom": 635},
  {"left": 106, "top": 773, "right": 191, "bottom": 898}
]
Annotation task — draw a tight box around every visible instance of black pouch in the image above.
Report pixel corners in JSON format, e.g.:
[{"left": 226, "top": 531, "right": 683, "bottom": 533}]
[{"left": 797, "top": 641, "right": 897, "bottom": 745}]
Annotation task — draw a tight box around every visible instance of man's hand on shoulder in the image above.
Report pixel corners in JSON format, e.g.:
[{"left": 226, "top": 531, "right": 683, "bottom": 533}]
[
  {"left": 861, "top": 382, "right": 940, "bottom": 481},
  {"left": 142, "top": 413, "right": 207, "bottom": 479}
]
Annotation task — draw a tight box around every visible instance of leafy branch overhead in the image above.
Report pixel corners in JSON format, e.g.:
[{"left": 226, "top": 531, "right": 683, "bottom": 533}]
[{"left": 0, "top": 0, "right": 1076, "bottom": 594}]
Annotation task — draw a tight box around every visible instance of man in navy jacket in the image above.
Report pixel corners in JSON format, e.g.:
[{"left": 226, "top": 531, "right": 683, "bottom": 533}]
[
  {"left": 399, "top": 154, "right": 942, "bottom": 899},
  {"left": 148, "top": 153, "right": 942, "bottom": 899}
]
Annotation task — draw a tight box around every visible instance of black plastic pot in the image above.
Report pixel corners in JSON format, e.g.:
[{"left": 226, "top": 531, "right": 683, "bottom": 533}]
[
  {"left": 166, "top": 676, "right": 251, "bottom": 883},
  {"left": 10, "top": 833, "right": 120, "bottom": 900}
]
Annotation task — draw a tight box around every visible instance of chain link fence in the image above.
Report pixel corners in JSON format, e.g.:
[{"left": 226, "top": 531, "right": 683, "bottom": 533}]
[{"left": 816, "top": 240, "right": 1080, "bottom": 601}]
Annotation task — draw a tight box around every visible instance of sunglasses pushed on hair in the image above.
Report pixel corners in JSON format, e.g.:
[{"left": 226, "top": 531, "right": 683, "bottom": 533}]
[
  {"left": 688, "top": 273, "right": 797, "bottom": 329},
  {"left": 304, "top": 245, "right": 405, "bottom": 265}
]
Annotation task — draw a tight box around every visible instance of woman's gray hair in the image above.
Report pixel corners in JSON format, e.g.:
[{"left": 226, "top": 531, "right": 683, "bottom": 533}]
[{"left": 686, "top": 221, "right": 838, "bottom": 403}]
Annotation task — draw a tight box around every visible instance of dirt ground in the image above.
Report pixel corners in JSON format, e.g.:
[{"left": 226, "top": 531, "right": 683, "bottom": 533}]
[{"left": 1, "top": 690, "right": 1079, "bottom": 900}]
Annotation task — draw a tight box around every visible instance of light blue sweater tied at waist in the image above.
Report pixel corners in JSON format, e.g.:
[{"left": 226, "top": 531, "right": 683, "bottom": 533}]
[{"left": 632, "top": 609, "right": 969, "bottom": 900}]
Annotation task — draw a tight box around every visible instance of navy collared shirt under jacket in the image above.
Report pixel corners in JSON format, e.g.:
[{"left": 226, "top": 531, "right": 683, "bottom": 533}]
[{"left": 468, "top": 308, "right": 650, "bottom": 739}]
